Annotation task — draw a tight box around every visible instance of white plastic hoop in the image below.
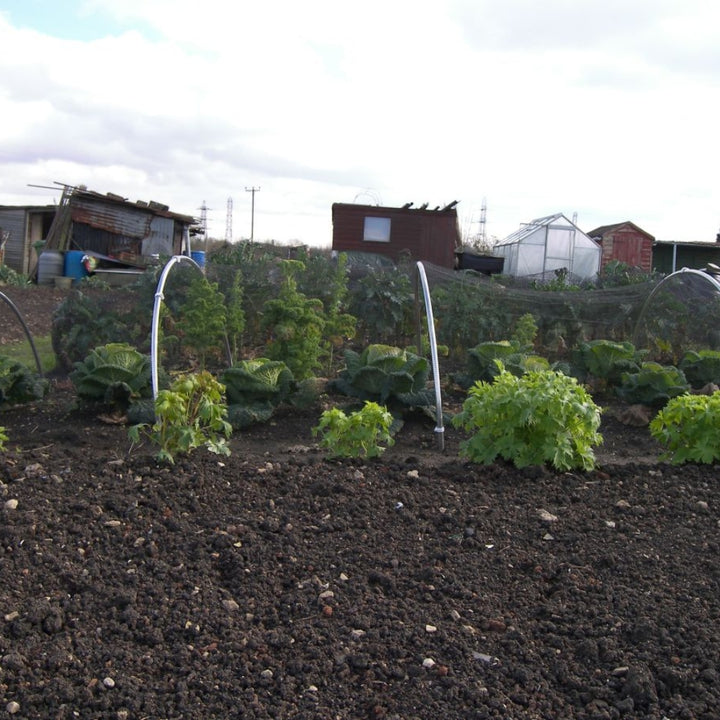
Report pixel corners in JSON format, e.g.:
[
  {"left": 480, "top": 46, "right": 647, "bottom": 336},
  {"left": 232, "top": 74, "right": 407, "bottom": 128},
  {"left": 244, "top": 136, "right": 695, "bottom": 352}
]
[
  {"left": 416, "top": 261, "right": 445, "bottom": 451},
  {"left": 150, "top": 255, "right": 203, "bottom": 399}
]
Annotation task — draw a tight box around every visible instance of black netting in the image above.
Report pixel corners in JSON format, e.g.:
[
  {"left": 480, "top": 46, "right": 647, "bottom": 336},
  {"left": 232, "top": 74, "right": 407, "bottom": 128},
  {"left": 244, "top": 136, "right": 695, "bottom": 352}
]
[{"left": 416, "top": 263, "right": 658, "bottom": 360}]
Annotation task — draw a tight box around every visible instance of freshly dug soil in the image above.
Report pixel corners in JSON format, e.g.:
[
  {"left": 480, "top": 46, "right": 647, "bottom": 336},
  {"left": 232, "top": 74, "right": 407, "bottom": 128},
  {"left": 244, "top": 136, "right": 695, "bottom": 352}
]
[{"left": 1, "top": 286, "right": 720, "bottom": 719}]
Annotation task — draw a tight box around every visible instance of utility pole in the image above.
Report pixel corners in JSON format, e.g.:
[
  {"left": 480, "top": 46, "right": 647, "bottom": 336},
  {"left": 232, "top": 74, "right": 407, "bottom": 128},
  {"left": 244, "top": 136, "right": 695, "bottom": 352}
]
[
  {"left": 245, "top": 186, "right": 260, "bottom": 241},
  {"left": 479, "top": 197, "right": 487, "bottom": 247},
  {"left": 225, "top": 196, "right": 233, "bottom": 243},
  {"left": 199, "top": 200, "right": 209, "bottom": 251}
]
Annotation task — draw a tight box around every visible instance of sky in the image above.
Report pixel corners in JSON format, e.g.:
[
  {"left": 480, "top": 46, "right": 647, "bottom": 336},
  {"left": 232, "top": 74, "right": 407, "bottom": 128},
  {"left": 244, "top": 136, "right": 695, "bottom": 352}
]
[{"left": 1, "top": 0, "right": 719, "bottom": 246}]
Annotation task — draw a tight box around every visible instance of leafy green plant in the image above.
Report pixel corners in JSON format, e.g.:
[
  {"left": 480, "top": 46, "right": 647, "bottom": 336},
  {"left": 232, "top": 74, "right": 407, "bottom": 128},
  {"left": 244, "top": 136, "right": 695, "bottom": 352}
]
[
  {"left": 51, "top": 290, "right": 134, "bottom": 372},
  {"left": 0, "top": 265, "right": 30, "bottom": 286},
  {"left": 679, "top": 349, "right": 720, "bottom": 388},
  {"left": 224, "top": 272, "right": 246, "bottom": 363},
  {"left": 221, "top": 358, "right": 294, "bottom": 428},
  {"left": 313, "top": 401, "right": 395, "bottom": 458},
  {"left": 456, "top": 340, "right": 550, "bottom": 389},
  {"left": 572, "top": 339, "right": 644, "bottom": 385},
  {"left": 297, "top": 251, "right": 357, "bottom": 369},
  {"left": 322, "top": 309, "right": 357, "bottom": 373},
  {"left": 262, "top": 260, "right": 327, "bottom": 380},
  {"left": 129, "top": 371, "right": 232, "bottom": 464},
  {"left": 330, "top": 344, "right": 432, "bottom": 407},
  {"left": 616, "top": 362, "right": 690, "bottom": 406},
  {"left": 70, "top": 343, "right": 154, "bottom": 409},
  {"left": 531, "top": 267, "right": 582, "bottom": 291},
  {"left": 597, "top": 260, "right": 661, "bottom": 288},
  {"left": 510, "top": 313, "right": 538, "bottom": 353},
  {"left": 0, "top": 426, "right": 7, "bottom": 451},
  {"left": 349, "top": 267, "right": 414, "bottom": 345},
  {"left": 0, "top": 356, "right": 49, "bottom": 405},
  {"left": 432, "top": 277, "right": 496, "bottom": 352},
  {"left": 649, "top": 392, "right": 720, "bottom": 464},
  {"left": 453, "top": 366, "right": 603, "bottom": 471},
  {"left": 405, "top": 336, "right": 450, "bottom": 358},
  {"left": 211, "top": 246, "right": 276, "bottom": 346},
  {"left": 296, "top": 250, "right": 351, "bottom": 315},
  {"left": 176, "top": 275, "right": 228, "bottom": 367}
]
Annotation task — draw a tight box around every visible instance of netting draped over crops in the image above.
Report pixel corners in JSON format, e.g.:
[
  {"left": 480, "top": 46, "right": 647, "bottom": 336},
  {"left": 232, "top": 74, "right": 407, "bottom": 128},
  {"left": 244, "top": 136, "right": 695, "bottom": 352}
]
[
  {"left": 418, "top": 264, "right": 659, "bottom": 360},
  {"left": 203, "top": 245, "right": 720, "bottom": 364},
  {"left": 632, "top": 269, "right": 720, "bottom": 362}
]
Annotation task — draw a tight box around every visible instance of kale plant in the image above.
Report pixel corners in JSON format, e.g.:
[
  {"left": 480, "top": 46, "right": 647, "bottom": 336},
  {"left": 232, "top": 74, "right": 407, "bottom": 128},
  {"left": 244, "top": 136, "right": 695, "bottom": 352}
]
[
  {"left": 176, "top": 275, "right": 228, "bottom": 368},
  {"left": 261, "top": 260, "right": 327, "bottom": 379}
]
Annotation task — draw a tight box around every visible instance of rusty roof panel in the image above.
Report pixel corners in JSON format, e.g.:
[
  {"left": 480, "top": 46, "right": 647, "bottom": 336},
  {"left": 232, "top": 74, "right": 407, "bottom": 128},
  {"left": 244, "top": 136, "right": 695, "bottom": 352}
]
[{"left": 70, "top": 196, "right": 153, "bottom": 239}]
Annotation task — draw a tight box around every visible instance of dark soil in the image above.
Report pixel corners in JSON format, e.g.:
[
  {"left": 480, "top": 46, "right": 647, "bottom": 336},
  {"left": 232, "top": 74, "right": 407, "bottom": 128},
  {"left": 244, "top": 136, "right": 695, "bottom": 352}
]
[{"left": 2, "top": 286, "right": 720, "bottom": 719}]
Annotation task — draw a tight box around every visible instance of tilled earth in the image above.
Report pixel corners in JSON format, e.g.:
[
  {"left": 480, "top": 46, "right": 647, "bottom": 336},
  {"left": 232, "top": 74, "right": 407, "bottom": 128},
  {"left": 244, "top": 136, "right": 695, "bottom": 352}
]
[{"left": 1, "top": 286, "right": 720, "bottom": 719}]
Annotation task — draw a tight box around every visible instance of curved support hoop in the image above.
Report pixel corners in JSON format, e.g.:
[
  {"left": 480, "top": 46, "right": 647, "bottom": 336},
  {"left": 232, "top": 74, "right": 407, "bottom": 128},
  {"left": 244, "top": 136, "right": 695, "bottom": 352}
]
[
  {"left": 632, "top": 268, "right": 720, "bottom": 347},
  {"left": 0, "top": 291, "right": 43, "bottom": 375},
  {"left": 150, "top": 255, "right": 203, "bottom": 399},
  {"left": 415, "top": 261, "right": 445, "bottom": 451}
]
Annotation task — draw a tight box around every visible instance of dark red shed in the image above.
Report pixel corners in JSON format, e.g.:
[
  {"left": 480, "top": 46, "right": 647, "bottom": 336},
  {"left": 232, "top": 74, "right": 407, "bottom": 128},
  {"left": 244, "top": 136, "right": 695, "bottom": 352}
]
[
  {"left": 587, "top": 221, "right": 654, "bottom": 272},
  {"left": 331, "top": 201, "right": 461, "bottom": 268}
]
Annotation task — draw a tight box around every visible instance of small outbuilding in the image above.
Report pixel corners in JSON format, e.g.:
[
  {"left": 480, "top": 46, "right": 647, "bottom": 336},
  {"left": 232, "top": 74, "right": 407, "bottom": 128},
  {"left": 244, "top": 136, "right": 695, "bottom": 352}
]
[
  {"left": 652, "top": 239, "right": 720, "bottom": 274},
  {"left": 587, "top": 221, "right": 654, "bottom": 272},
  {"left": 0, "top": 185, "right": 196, "bottom": 282},
  {"left": 492, "top": 213, "right": 601, "bottom": 281},
  {"left": 0, "top": 204, "right": 56, "bottom": 276},
  {"left": 331, "top": 201, "right": 461, "bottom": 268}
]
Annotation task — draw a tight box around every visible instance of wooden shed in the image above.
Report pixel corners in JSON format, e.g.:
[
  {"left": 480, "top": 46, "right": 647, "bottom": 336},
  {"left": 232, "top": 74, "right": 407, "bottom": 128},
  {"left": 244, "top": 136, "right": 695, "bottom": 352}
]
[
  {"left": 0, "top": 204, "right": 56, "bottom": 275},
  {"left": 0, "top": 185, "right": 196, "bottom": 280},
  {"left": 587, "top": 221, "right": 654, "bottom": 272},
  {"left": 331, "top": 201, "right": 461, "bottom": 268}
]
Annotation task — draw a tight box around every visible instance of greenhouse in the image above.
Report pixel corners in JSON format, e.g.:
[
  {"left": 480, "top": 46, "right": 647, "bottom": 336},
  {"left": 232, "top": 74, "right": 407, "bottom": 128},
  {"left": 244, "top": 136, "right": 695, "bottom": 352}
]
[{"left": 493, "top": 213, "right": 602, "bottom": 281}]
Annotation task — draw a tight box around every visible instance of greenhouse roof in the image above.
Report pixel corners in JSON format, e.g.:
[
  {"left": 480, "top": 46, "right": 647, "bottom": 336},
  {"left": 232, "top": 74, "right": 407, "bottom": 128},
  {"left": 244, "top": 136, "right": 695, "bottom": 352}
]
[{"left": 496, "top": 213, "right": 574, "bottom": 246}]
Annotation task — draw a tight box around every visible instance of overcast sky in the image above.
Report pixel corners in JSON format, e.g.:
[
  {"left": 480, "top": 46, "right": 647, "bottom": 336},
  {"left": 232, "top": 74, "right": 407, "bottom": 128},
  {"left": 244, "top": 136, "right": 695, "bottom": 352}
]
[{"left": 1, "top": 0, "right": 719, "bottom": 245}]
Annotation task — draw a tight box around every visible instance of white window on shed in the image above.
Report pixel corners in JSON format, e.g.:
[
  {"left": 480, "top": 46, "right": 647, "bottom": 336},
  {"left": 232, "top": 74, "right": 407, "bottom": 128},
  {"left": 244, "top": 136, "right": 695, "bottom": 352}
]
[{"left": 363, "top": 217, "right": 391, "bottom": 242}]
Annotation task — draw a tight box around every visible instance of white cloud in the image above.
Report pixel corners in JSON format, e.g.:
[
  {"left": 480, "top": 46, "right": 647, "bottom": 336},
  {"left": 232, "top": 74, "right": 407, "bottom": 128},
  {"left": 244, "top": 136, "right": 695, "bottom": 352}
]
[{"left": 1, "top": 1, "right": 719, "bottom": 244}]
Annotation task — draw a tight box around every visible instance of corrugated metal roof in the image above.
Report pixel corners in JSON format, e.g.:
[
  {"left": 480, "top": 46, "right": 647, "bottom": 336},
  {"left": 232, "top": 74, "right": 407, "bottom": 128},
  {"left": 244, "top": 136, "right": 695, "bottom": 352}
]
[
  {"left": 67, "top": 189, "right": 196, "bottom": 239},
  {"left": 71, "top": 196, "right": 152, "bottom": 238},
  {"left": 71, "top": 188, "right": 195, "bottom": 224}
]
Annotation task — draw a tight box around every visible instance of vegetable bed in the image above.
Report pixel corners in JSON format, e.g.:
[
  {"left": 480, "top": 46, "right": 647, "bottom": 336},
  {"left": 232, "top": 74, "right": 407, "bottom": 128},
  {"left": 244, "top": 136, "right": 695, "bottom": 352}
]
[{"left": 1, "top": 386, "right": 719, "bottom": 719}]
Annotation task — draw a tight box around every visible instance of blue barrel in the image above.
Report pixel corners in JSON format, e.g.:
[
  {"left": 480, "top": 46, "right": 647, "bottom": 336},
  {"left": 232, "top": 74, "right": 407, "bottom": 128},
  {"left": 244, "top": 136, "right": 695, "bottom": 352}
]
[
  {"left": 64, "top": 250, "right": 88, "bottom": 284},
  {"left": 191, "top": 250, "right": 206, "bottom": 268}
]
